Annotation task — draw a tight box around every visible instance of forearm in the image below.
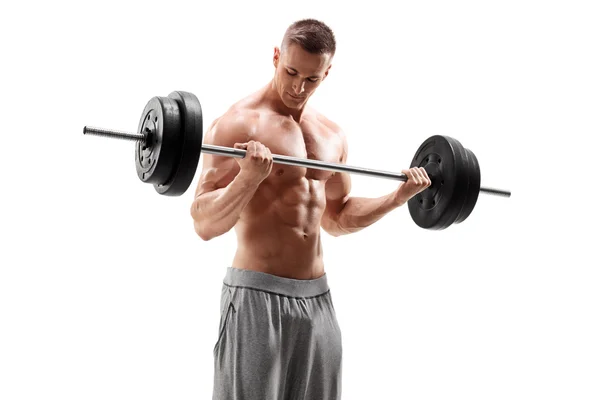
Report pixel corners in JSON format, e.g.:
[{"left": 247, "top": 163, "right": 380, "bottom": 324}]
[
  {"left": 332, "top": 193, "right": 405, "bottom": 235},
  {"left": 190, "top": 173, "right": 261, "bottom": 240}
]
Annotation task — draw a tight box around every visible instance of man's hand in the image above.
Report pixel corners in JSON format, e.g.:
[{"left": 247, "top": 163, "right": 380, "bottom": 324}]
[
  {"left": 393, "top": 167, "right": 431, "bottom": 205},
  {"left": 233, "top": 141, "right": 274, "bottom": 184}
]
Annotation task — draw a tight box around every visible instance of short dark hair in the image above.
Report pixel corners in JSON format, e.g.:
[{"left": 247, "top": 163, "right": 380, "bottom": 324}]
[{"left": 281, "top": 19, "right": 336, "bottom": 56}]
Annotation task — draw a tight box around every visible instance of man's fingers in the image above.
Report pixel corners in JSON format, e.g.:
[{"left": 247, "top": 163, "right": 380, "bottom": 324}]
[
  {"left": 403, "top": 168, "right": 417, "bottom": 184},
  {"left": 248, "top": 142, "right": 260, "bottom": 159},
  {"left": 417, "top": 167, "right": 430, "bottom": 186},
  {"left": 264, "top": 147, "right": 273, "bottom": 164},
  {"left": 402, "top": 168, "right": 432, "bottom": 190},
  {"left": 411, "top": 167, "right": 423, "bottom": 185},
  {"left": 419, "top": 167, "right": 431, "bottom": 186}
]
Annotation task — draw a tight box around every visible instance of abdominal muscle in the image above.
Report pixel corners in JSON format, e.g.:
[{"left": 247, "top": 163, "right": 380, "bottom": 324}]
[{"left": 231, "top": 176, "right": 328, "bottom": 280}]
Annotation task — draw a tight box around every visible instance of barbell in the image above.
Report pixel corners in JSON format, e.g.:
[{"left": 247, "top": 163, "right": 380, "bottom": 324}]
[{"left": 83, "top": 91, "right": 510, "bottom": 230}]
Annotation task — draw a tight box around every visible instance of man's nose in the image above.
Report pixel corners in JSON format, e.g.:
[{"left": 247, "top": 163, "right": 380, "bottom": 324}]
[{"left": 292, "top": 79, "right": 305, "bottom": 95}]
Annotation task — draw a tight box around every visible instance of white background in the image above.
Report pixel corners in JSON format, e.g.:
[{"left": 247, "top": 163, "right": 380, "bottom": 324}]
[{"left": 1, "top": 0, "right": 599, "bottom": 399}]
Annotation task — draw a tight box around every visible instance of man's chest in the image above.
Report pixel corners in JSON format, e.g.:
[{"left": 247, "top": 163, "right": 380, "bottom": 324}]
[{"left": 250, "top": 116, "right": 343, "bottom": 181}]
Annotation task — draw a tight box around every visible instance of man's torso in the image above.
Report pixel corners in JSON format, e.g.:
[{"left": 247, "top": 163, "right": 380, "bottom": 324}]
[{"left": 222, "top": 92, "right": 345, "bottom": 279}]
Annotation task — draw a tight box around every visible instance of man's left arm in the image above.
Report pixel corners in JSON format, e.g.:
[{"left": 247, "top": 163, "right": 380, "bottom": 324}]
[{"left": 320, "top": 131, "right": 430, "bottom": 237}]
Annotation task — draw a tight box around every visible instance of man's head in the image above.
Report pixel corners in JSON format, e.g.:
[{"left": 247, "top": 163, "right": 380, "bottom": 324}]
[{"left": 273, "top": 19, "right": 336, "bottom": 109}]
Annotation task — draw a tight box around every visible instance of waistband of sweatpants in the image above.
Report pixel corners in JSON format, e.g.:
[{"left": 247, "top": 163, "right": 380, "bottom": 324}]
[{"left": 223, "top": 267, "right": 330, "bottom": 298}]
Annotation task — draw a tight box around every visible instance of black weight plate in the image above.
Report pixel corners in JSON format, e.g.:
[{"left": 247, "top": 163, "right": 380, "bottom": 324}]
[
  {"left": 455, "top": 147, "right": 480, "bottom": 224},
  {"left": 408, "top": 135, "right": 469, "bottom": 230},
  {"left": 440, "top": 136, "right": 470, "bottom": 229},
  {"left": 154, "top": 91, "right": 203, "bottom": 196},
  {"left": 135, "top": 96, "right": 181, "bottom": 185}
]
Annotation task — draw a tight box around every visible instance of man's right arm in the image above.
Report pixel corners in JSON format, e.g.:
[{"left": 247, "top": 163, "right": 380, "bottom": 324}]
[{"left": 189, "top": 111, "right": 268, "bottom": 241}]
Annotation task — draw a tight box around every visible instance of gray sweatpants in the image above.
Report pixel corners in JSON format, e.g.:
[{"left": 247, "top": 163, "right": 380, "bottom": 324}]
[{"left": 212, "top": 267, "right": 343, "bottom": 400}]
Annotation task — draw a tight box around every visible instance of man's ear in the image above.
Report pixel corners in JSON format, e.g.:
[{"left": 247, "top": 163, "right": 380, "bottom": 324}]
[
  {"left": 273, "top": 46, "right": 280, "bottom": 68},
  {"left": 323, "top": 63, "right": 332, "bottom": 80}
]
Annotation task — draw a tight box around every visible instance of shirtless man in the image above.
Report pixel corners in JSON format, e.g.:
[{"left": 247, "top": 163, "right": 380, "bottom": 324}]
[{"left": 190, "top": 19, "right": 430, "bottom": 400}]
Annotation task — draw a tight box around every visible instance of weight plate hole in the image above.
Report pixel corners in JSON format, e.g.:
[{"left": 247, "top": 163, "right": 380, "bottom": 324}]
[
  {"left": 432, "top": 201, "right": 436, "bottom": 206},
  {"left": 441, "top": 180, "right": 444, "bottom": 185},
  {"left": 154, "top": 117, "right": 158, "bottom": 123},
  {"left": 147, "top": 115, "right": 150, "bottom": 121},
  {"left": 437, "top": 158, "right": 441, "bottom": 164}
]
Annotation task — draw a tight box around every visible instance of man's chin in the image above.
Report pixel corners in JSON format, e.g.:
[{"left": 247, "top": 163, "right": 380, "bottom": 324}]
[
  {"left": 280, "top": 92, "right": 307, "bottom": 108},
  {"left": 282, "top": 99, "right": 303, "bottom": 109}
]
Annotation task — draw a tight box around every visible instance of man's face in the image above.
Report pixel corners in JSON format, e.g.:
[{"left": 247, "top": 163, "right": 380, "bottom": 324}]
[{"left": 273, "top": 43, "right": 332, "bottom": 109}]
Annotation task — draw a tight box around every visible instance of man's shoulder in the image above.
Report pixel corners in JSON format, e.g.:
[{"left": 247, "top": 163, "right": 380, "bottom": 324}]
[
  {"left": 205, "top": 104, "right": 260, "bottom": 146},
  {"left": 216, "top": 90, "right": 274, "bottom": 126},
  {"left": 212, "top": 100, "right": 261, "bottom": 132}
]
